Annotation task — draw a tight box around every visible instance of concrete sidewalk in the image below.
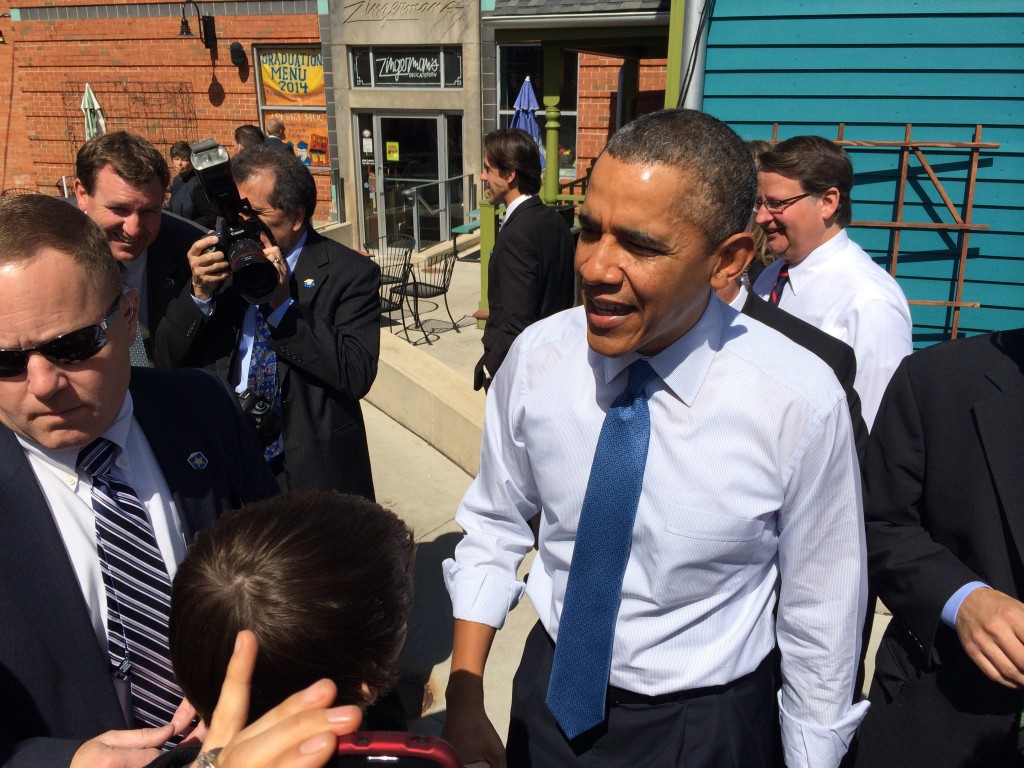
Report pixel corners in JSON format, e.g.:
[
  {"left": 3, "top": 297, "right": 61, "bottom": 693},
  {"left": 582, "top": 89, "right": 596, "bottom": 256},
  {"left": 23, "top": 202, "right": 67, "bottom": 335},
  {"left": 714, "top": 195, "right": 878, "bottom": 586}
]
[{"left": 365, "top": 245, "right": 538, "bottom": 741}]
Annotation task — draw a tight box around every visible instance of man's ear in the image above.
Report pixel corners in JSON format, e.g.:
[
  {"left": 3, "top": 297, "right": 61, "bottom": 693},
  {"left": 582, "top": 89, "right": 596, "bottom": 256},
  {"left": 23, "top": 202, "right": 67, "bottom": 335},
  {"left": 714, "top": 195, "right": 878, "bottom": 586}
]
[
  {"left": 504, "top": 168, "right": 519, "bottom": 190},
  {"left": 290, "top": 205, "right": 306, "bottom": 234},
  {"left": 123, "top": 288, "right": 140, "bottom": 341},
  {"left": 72, "top": 179, "right": 89, "bottom": 212},
  {"left": 709, "top": 232, "right": 755, "bottom": 291},
  {"left": 819, "top": 186, "right": 841, "bottom": 222}
]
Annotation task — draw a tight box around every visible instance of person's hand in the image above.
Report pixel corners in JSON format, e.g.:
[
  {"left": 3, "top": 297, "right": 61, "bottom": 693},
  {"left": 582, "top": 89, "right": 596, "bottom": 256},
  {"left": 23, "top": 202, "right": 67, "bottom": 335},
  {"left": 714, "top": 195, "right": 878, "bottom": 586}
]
[
  {"left": 261, "top": 238, "right": 291, "bottom": 311},
  {"left": 69, "top": 725, "right": 174, "bottom": 768},
  {"left": 190, "top": 630, "right": 362, "bottom": 768},
  {"left": 188, "top": 234, "right": 230, "bottom": 302},
  {"left": 956, "top": 587, "right": 1024, "bottom": 688},
  {"left": 442, "top": 672, "right": 506, "bottom": 768},
  {"left": 171, "top": 697, "right": 208, "bottom": 745}
]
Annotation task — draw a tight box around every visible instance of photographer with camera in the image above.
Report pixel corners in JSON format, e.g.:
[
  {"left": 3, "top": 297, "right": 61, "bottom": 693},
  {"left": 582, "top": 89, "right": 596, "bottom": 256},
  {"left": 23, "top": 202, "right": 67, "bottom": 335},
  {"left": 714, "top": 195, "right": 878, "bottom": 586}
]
[{"left": 153, "top": 145, "right": 380, "bottom": 499}]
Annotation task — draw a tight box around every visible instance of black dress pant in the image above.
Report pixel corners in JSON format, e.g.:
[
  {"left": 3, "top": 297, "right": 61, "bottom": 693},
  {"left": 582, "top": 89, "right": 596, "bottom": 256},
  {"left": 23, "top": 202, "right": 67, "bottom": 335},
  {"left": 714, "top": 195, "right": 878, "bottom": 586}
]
[{"left": 506, "top": 622, "right": 774, "bottom": 768}]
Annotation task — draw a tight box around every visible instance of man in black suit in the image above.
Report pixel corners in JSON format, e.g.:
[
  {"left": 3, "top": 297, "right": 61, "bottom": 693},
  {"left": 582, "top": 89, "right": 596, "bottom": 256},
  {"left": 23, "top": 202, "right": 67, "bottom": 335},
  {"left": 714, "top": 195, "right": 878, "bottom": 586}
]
[
  {"left": 848, "top": 329, "right": 1024, "bottom": 768},
  {"left": 0, "top": 196, "right": 277, "bottom": 768},
  {"left": 153, "top": 145, "right": 380, "bottom": 499},
  {"left": 474, "top": 128, "right": 575, "bottom": 391},
  {"left": 74, "top": 132, "right": 205, "bottom": 365},
  {"left": 263, "top": 117, "right": 294, "bottom": 155}
]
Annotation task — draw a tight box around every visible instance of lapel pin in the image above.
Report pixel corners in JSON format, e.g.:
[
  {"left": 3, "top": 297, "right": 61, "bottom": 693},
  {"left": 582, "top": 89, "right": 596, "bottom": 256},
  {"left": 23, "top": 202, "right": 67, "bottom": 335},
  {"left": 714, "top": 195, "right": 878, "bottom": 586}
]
[
  {"left": 187, "top": 451, "right": 209, "bottom": 470},
  {"left": 303, "top": 278, "right": 316, "bottom": 288}
]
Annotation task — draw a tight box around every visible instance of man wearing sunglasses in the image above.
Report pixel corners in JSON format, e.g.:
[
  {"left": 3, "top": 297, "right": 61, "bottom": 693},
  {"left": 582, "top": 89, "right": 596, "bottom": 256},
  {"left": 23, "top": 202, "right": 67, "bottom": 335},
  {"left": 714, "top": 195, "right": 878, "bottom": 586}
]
[
  {"left": 751, "top": 135, "right": 912, "bottom": 429},
  {"left": 74, "top": 131, "right": 206, "bottom": 366},
  {"left": 0, "top": 196, "right": 277, "bottom": 768}
]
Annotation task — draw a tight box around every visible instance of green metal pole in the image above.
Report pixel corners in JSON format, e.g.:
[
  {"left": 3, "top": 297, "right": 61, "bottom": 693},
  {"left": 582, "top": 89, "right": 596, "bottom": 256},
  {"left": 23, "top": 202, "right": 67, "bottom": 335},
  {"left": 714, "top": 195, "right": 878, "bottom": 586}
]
[
  {"left": 542, "top": 41, "right": 562, "bottom": 204},
  {"left": 477, "top": 197, "right": 499, "bottom": 329},
  {"left": 664, "top": 0, "right": 686, "bottom": 109}
]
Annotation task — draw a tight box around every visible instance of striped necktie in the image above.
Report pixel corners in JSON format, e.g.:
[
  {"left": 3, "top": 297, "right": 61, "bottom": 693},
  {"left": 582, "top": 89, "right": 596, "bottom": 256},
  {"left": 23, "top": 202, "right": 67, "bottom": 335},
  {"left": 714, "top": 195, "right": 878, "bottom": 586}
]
[
  {"left": 545, "top": 359, "right": 658, "bottom": 740},
  {"left": 769, "top": 266, "right": 790, "bottom": 306},
  {"left": 77, "top": 437, "right": 182, "bottom": 728}
]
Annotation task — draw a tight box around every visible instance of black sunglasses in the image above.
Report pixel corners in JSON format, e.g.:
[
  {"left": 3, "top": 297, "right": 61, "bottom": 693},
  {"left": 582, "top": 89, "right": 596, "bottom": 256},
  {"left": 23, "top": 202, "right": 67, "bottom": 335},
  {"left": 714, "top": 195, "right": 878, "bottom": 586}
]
[{"left": 0, "top": 294, "right": 125, "bottom": 378}]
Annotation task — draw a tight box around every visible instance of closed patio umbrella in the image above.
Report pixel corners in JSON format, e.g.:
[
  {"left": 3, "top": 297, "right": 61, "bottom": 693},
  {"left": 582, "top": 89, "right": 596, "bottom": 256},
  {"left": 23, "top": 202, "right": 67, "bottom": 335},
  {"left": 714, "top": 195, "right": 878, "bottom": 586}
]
[
  {"left": 81, "top": 83, "right": 106, "bottom": 140},
  {"left": 509, "top": 76, "right": 544, "bottom": 170}
]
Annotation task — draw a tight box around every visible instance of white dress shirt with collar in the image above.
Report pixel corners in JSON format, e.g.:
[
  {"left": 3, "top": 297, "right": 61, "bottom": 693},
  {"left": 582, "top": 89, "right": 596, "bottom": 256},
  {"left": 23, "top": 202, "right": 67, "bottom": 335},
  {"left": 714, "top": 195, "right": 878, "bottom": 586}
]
[
  {"left": 752, "top": 229, "right": 912, "bottom": 428},
  {"left": 19, "top": 393, "right": 186, "bottom": 649},
  {"left": 500, "top": 193, "right": 532, "bottom": 230},
  {"left": 444, "top": 297, "right": 868, "bottom": 768}
]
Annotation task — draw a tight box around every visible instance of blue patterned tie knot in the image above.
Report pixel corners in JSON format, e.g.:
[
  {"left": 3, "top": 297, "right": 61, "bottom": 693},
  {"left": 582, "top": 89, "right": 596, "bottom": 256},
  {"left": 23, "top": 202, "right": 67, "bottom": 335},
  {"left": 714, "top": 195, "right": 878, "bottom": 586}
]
[{"left": 545, "top": 358, "right": 657, "bottom": 740}]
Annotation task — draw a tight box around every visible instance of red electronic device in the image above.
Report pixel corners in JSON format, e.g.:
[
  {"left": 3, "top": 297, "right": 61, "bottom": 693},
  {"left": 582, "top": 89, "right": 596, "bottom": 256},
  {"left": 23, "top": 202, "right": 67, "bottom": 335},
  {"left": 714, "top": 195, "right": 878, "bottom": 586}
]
[{"left": 329, "top": 732, "right": 463, "bottom": 767}]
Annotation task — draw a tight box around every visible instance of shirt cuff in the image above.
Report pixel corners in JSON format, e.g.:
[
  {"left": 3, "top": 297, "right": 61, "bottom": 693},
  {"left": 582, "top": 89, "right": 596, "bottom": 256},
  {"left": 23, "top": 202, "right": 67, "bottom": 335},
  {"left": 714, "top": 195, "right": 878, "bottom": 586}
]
[
  {"left": 265, "top": 298, "right": 294, "bottom": 327},
  {"left": 191, "top": 293, "right": 214, "bottom": 317},
  {"left": 779, "top": 694, "right": 869, "bottom": 768},
  {"left": 941, "top": 582, "right": 991, "bottom": 627},
  {"left": 442, "top": 558, "right": 526, "bottom": 630}
]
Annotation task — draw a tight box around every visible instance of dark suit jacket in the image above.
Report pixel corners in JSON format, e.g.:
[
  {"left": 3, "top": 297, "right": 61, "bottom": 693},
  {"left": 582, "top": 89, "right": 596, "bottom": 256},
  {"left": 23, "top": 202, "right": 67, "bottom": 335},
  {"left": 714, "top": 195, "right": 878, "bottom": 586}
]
[
  {"left": 0, "top": 367, "right": 278, "bottom": 768},
  {"left": 849, "top": 329, "right": 1024, "bottom": 768},
  {"left": 481, "top": 196, "right": 575, "bottom": 377},
  {"left": 742, "top": 293, "right": 868, "bottom": 461},
  {"left": 143, "top": 211, "right": 206, "bottom": 360},
  {"left": 152, "top": 230, "right": 381, "bottom": 499}
]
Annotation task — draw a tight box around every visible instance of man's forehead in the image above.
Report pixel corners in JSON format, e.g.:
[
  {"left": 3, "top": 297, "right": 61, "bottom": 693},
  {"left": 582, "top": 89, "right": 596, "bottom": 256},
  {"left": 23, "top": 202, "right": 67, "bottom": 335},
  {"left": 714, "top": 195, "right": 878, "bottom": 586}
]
[{"left": 93, "top": 166, "right": 164, "bottom": 204}]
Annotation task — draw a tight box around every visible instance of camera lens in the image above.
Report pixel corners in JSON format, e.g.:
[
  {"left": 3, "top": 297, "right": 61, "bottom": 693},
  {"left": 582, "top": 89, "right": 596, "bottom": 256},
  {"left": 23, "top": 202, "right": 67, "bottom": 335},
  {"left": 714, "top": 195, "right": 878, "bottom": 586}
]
[{"left": 229, "top": 238, "right": 279, "bottom": 305}]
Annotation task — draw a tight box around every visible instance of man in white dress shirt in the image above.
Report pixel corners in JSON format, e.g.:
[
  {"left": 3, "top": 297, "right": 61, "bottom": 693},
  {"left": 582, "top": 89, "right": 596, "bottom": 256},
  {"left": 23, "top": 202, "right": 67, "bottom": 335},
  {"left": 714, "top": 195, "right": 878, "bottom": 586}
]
[
  {"left": 751, "top": 135, "right": 912, "bottom": 428},
  {"left": 442, "top": 110, "right": 868, "bottom": 768}
]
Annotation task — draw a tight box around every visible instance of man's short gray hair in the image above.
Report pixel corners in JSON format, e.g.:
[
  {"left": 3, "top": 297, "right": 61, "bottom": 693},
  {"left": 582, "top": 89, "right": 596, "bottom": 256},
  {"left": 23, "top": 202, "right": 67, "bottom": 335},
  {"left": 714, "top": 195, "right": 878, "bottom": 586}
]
[{"left": 603, "top": 109, "right": 757, "bottom": 249}]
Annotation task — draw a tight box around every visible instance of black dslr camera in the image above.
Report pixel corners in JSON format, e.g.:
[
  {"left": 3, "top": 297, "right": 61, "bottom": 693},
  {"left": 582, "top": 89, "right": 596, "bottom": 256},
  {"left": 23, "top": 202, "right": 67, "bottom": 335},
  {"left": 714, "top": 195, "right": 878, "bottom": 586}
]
[{"left": 189, "top": 138, "right": 279, "bottom": 305}]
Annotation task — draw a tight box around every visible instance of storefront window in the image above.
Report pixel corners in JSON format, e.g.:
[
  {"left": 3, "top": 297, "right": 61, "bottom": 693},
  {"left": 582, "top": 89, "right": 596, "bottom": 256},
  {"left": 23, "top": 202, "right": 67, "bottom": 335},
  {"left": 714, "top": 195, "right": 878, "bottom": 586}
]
[{"left": 254, "top": 45, "right": 337, "bottom": 224}]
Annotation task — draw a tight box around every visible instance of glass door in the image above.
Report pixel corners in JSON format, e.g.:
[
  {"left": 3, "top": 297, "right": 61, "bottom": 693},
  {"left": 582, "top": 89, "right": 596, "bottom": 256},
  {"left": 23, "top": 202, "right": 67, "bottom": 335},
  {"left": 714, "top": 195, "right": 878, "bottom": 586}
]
[{"left": 355, "top": 112, "right": 460, "bottom": 250}]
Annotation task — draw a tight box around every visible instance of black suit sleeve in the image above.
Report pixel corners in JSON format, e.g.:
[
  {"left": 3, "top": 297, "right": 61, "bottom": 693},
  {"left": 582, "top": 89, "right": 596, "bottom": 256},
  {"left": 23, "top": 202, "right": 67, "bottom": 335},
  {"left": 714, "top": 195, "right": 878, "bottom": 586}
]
[
  {"left": 863, "top": 358, "right": 982, "bottom": 656},
  {"left": 487, "top": 223, "right": 542, "bottom": 368},
  {"left": 270, "top": 252, "right": 381, "bottom": 401}
]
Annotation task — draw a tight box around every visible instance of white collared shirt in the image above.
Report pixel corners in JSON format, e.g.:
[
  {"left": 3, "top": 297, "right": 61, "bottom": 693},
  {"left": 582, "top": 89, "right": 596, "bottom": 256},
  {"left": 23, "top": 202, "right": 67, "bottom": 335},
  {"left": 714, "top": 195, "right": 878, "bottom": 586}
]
[
  {"left": 20, "top": 394, "right": 186, "bottom": 649},
  {"left": 752, "top": 230, "right": 912, "bottom": 428},
  {"left": 499, "top": 194, "right": 532, "bottom": 230},
  {"left": 444, "top": 298, "right": 868, "bottom": 768}
]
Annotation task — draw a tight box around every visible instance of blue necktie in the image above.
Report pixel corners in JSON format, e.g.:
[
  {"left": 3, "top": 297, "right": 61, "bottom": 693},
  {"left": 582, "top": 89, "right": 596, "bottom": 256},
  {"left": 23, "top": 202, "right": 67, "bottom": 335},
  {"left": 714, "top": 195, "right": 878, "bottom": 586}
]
[
  {"left": 78, "top": 438, "right": 182, "bottom": 729},
  {"left": 545, "top": 359, "right": 658, "bottom": 740},
  {"left": 248, "top": 307, "right": 283, "bottom": 461}
]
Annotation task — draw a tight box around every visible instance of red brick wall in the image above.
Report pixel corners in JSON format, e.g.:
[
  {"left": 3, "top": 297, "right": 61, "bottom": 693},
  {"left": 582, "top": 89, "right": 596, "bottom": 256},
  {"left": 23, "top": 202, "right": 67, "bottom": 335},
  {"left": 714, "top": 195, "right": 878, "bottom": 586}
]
[
  {"left": 574, "top": 53, "right": 667, "bottom": 179},
  {"left": 0, "top": 3, "right": 332, "bottom": 220}
]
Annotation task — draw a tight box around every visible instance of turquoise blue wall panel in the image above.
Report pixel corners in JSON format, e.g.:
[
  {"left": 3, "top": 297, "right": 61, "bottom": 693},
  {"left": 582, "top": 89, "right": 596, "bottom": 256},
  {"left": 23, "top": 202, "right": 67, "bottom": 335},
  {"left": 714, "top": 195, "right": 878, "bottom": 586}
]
[{"left": 703, "top": 2, "right": 1024, "bottom": 341}]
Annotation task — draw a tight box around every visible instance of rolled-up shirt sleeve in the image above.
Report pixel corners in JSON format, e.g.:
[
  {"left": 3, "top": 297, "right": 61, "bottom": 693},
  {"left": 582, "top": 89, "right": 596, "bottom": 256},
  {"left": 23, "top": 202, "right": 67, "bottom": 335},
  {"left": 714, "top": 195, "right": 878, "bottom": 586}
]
[
  {"left": 776, "top": 398, "right": 870, "bottom": 767},
  {"left": 443, "top": 350, "right": 540, "bottom": 629}
]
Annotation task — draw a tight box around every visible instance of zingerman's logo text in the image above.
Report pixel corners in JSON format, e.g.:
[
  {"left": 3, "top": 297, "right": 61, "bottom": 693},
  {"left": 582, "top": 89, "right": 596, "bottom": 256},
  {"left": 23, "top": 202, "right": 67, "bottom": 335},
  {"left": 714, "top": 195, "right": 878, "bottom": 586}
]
[
  {"left": 377, "top": 55, "right": 440, "bottom": 81},
  {"left": 343, "top": 0, "right": 463, "bottom": 23}
]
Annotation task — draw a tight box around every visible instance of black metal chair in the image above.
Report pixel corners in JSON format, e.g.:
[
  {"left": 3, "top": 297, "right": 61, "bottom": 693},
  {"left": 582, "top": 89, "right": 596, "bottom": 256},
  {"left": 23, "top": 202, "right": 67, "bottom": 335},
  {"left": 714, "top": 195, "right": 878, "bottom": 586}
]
[
  {"left": 367, "top": 234, "right": 415, "bottom": 334},
  {"left": 392, "top": 247, "right": 459, "bottom": 346}
]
